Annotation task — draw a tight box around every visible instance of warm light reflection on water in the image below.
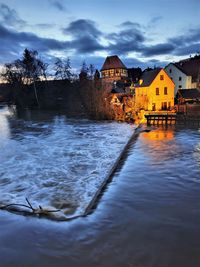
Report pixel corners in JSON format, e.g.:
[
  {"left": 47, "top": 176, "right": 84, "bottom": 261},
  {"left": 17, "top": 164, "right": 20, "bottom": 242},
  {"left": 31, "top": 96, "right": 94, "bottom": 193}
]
[{"left": 142, "top": 129, "right": 174, "bottom": 141}]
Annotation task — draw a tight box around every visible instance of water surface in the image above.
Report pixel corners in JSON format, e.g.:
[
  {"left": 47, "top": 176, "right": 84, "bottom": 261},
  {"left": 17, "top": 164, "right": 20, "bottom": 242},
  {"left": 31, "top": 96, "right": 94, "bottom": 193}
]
[
  {"left": 0, "top": 108, "right": 200, "bottom": 267},
  {"left": 0, "top": 107, "right": 134, "bottom": 218}
]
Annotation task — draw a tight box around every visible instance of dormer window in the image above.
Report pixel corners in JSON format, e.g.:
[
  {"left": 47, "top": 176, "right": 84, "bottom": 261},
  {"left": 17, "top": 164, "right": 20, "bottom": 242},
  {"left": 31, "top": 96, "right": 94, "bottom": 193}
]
[{"left": 139, "top": 79, "right": 143, "bottom": 85}]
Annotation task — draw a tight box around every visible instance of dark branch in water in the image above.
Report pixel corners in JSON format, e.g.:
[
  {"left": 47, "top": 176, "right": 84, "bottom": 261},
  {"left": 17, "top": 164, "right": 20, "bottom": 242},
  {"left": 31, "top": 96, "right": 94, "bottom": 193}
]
[{"left": 0, "top": 198, "right": 60, "bottom": 216}]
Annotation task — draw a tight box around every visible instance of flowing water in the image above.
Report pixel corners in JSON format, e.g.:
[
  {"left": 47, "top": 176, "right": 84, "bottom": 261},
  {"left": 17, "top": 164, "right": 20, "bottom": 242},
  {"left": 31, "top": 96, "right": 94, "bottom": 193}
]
[
  {"left": 0, "top": 107, "right": 134, "bottom": 219},
  {"left": 0, "top": 106, "right": 200, "bottom": 267}
]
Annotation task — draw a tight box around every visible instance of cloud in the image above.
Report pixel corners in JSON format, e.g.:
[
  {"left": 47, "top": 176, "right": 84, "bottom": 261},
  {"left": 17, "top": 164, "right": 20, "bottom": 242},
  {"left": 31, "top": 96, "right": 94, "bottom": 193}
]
[
  {"left": 0, "top": 14, "right": 200, "bottom": 70},
  {"left": 107, "top": 23, "right": 146, "bottom": 55},
  {"left": 0, "top": 24, "right": 68, "bottom": 63},
  {"left": 142, "top": 43, "right": 175, "bottom": 57},
  {"left": 174, "top": 43, "right": 200, "bottom": 56},
  {"left": 0, "top": 4, "right": 26, "bottom": 28},
  {"left": 148, "top": 16, "right": 163, "bottom": 27},
  {"left": 169, "top": 28, "right": 200, "bottom": 45},
  {"left": 49, "top": 0, "right": 67, "bottom": 11},
  {"left": 119, "top": 21, "right": 142, "bottom": 29},
  {"left": 63, "top": 19, "right": 104, "bottom": 53},
  {"left": 63, "top": 19, "right": 102, "bottom": 38},
  {"left": 35, "top": 23, "right": 55, "bottom": 29}
]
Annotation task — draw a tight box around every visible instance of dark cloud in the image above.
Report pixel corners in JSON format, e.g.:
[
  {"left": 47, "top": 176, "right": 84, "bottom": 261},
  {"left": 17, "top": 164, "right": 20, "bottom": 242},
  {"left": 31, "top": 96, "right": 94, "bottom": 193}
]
[
  {"left": 71, "top": 36, "right": 104, "bottom": 53},
  {"left": 169, "top": 28, "right": 200, "bottom": 45},
  {"left": 119, "top": 21, "right": 141, "bottom": 29},
  {"left": 174, "top": 43, "right": 200, "bottom": 56},
  {"left": 63, "top": 19, "right": 102, "bottom": 38},
  {"left": 63, "top": 19, "right": 104, "bottom": 53},
  {"left": 0, "top": 14, "right": 200, "bottom": 69},
  {"left": 49, "top": 0, "right": 67, "bottom": 11},
  {"left": 0, "top": 4, "right": 26, "bottom": 28},
  {"left": 142, "top": 43, "right": 175, "bottom": 57},
  {"left": 107, "top": 25, "right": 146, "bottom": 55},
  {"left": 0, "top": 24, "right": 68, "bottom": 63}
]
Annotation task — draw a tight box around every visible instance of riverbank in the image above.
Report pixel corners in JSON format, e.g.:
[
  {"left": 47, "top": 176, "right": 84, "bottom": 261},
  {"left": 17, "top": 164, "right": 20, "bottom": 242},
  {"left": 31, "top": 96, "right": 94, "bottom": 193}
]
[{"left": 0, "top": 125, "right": 200, "bottom": 267}]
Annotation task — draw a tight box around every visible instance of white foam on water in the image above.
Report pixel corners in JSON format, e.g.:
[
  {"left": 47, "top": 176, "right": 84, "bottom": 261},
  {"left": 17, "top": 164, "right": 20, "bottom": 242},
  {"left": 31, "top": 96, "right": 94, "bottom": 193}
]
[{"left": 0, "top": 107, "right": 135, "bottom": 219}]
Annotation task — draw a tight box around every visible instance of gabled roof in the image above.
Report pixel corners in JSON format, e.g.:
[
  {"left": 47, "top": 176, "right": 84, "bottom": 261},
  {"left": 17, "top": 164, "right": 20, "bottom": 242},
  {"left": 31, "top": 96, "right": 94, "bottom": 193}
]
[
  {"left": 178, "top": 89, "right": 200, "bottom": 99},
  {"left": 101, "top": 55, "right": 127, "bottom": 71},
  {"left": 173, "top": 57, "right": 200, "bottom": 81},
  {"left": 135, "top": 68, "right": 161, "bottom": 87}
]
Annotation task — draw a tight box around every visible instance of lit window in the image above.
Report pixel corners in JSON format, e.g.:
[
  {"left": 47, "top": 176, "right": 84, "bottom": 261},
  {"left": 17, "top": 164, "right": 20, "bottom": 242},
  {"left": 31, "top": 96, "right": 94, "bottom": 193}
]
[
  {"left": 164, "top": 87, "right": 168, "bottom": 95},
  {"left": 156, "top": 87, "right": 159, "bottom": 95},
  {"left": 160, "top": 75, "right": 164, "bottom": 80}
]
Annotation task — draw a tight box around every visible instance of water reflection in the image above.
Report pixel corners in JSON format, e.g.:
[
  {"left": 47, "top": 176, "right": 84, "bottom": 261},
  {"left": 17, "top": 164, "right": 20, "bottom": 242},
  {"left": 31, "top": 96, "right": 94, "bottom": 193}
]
[{"left": 142, "top": 129, "right": 174, "bottom": 141}]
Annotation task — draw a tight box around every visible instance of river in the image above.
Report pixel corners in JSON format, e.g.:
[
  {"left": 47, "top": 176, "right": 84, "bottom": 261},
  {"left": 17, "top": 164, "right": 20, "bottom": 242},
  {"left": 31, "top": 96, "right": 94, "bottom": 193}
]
[{"left": 0, "top": 107, "right": 200, "bottom": 267}]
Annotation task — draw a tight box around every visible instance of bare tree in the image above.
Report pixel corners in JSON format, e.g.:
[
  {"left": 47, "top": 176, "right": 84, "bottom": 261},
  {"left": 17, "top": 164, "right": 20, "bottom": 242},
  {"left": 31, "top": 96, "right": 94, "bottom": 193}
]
[{"left": 54, "top": 57, "right": 72, "bottom": 81}]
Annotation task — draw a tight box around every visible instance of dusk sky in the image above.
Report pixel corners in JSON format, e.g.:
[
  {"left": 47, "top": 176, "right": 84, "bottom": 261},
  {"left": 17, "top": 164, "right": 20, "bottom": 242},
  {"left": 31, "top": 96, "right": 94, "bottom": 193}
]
[{"left": 0, "top": 0, "right": 200, "bottom": 71}]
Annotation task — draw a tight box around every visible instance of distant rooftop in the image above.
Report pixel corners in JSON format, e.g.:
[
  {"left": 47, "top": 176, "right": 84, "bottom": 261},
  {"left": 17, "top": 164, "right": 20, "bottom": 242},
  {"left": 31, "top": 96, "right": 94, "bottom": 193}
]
[
  {"left": 174, "top": 56, "right": 200, "bottom": 81},
  {"left": 101, "top": 55, "right": 127, "bottom": 71},
  {"left": 178, "top": 88, "right": 200, "bottom": 99},
  {"left": 135, "top": 68, "right": 161, "bottom": 87}
]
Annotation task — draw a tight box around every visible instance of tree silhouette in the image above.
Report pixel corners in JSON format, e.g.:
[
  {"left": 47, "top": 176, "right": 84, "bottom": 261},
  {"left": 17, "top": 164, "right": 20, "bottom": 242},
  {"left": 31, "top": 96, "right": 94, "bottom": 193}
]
[
  {"left": 1, "top": 48, "right": 48, "bottom": 107},
  {"left": 54, "top": 57, "right": 72, "bottom": 81}
]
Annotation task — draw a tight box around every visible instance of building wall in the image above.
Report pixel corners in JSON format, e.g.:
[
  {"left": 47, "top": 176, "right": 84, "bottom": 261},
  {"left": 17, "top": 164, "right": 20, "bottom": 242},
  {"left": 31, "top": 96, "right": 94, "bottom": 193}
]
[
  {"left": 165, "top": 63, "right": 192, "bottom": 95},
  {"left": 101, "top": 68, "right": 128, "bottom": 80},
  {"left": 135, "top": 69, "right": 174, "bottom": 111}
]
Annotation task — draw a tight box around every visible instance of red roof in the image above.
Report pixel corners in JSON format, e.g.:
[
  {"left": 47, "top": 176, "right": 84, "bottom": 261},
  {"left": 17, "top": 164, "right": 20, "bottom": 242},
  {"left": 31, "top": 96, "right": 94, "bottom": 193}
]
[{"left": 101, "top": 55, "right": 127, "bottom": 71}]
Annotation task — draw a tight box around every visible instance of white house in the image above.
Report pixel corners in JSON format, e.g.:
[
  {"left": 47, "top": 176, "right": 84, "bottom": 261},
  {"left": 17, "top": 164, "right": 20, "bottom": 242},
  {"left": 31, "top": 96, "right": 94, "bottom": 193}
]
[{"left": 165, "top": 56, "right": 200, "bottom": 96}]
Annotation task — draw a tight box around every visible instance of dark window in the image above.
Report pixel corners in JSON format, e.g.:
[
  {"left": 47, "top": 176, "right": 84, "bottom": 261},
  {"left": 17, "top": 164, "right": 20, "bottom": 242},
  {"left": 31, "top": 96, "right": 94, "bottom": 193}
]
[
  {"left": 162, "top": 102, "right": 167, "bottom": 110},
  {"left": 169, "top": 69, "right": 172, "bottom": 73},
  {"left": 179, "top": 76, "right": 182, "bottom": 81},
  {"left": 156, "top": 87, "right": 159, "bottom": 95},
  {"left": 179, "top": 85, "right": 182, "bottom": 88},
  {"left": 160, "top": 75, "right": 164, "bottom": 80},
  {"left": 164, "top": 87, "right": 168, "bottom": 95}
]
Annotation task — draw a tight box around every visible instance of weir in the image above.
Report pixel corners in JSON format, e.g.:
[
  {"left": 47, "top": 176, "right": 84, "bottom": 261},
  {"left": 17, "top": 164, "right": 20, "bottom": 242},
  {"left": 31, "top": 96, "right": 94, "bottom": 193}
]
[
  {"left": 0, "top": 123, "right": 142, "bottom": 221},
  {"left": 84, "top": 124, "right": 142, "bottom": 216}
]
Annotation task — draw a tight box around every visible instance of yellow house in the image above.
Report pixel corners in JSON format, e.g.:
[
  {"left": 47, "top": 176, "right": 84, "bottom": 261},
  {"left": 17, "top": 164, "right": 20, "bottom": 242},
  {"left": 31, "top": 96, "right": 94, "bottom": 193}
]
[{"left": 135, "top": 68, "right": 175, "bottom": 111}]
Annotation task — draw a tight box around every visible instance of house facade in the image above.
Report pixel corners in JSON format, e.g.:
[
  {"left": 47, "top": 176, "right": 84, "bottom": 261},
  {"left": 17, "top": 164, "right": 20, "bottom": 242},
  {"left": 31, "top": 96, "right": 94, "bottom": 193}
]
[
  {"left": 101, "top": 55, "right": 128, "bottom": 81},
  {"left": 165, "top": 56, "right": 200, "bottom": 95},
  {"left": 134, "top": 68, "right": 174, "bottom": 111}
]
